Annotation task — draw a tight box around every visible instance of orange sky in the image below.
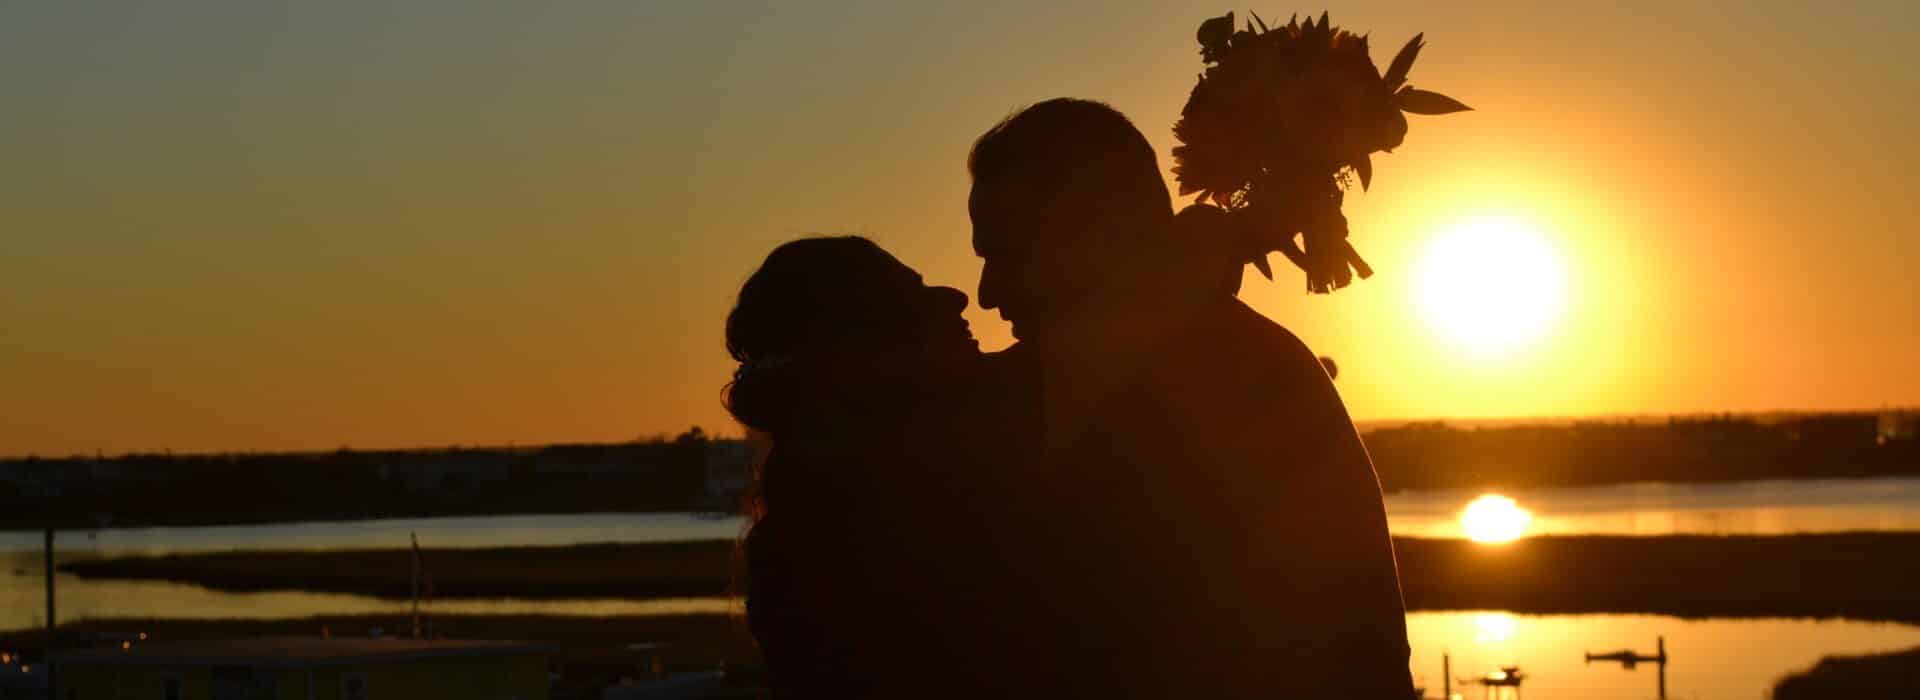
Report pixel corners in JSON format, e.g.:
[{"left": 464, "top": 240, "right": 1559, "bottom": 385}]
[{"left": 3, "top": 2, "right": 1916, "bottom": 457}]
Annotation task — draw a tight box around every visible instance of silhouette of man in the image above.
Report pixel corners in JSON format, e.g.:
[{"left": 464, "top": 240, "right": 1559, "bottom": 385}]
[{"left": 968, "top": 98, "right": 1413, "bottom": 698}]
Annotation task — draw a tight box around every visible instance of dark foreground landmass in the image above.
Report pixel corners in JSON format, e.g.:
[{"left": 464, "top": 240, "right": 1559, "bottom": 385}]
[
  {"left": 61, "top": 533, "right": 1920, "bottom": 624},
  {"left": 62, "top": 540, "right": 737, "bottom": 599},
  {"left": 1772, "top": 644, "right": 1920, "bottom": 699},
  {"left": 9, "top": 613, "right": 1917, "bottom": 700},
  {"left": 1392, "top": 533, "right": 1920, "bottom": 622},
  {"left": 0, "top": 614, "right": 756, "bottom": 665},
  {"left": 56, "top": 536, "right": 737, "bottom": 598},
  {"left": 0, "top": 614, "right": 763, "bottom": 700}
]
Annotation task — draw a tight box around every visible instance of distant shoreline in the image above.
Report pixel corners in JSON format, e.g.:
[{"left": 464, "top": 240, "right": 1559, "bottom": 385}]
[
  {"left": 8, "top": 412, "right": 1916, "bottom": 533},
  {"left": 59, "top": 533, "right": 1920, "bottom": 625}
]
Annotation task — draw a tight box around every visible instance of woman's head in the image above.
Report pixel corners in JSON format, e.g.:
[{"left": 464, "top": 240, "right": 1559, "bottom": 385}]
[{"left": 724, "top": 236, "right": 975, "bottom": 434}]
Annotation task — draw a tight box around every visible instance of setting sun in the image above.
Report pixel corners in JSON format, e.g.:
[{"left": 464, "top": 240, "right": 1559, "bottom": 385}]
[
  {"left": 1415, "top": 216, "right": 1567, "bottom": 356},
  {"left": 1461, "top": 494, "right": 1533, "bottom": 543}
]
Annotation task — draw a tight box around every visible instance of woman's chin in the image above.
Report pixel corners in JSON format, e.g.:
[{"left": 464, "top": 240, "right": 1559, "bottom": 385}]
[{"left": 939, "top": 334, "right": 981, "bottom": 357}]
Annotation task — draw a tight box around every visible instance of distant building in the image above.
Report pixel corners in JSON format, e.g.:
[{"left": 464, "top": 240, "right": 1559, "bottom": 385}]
[
  {"left": 529, "top": 444, "right": 651, "bottom": 477},
  {"left": 376, "top": 452, "right": 513, "bottom": 493},
  {"left": 1781, "top": 414, "right": 1879, "bottom": 446},
  {"left": 1880, "top": 411, "right": 1920, "bottom": 444},
  {"left": 0, "top": 458, "right": 62, "bottom": 499},
  {"left": 702, "top": 440, "right": 754, "bottom": 505},
  {"left": 57, "top": 637, "right": 550, "bottom": 700}
]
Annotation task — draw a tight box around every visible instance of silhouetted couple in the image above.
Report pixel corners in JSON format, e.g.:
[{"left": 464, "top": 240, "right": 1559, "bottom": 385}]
[{"left": 725, "top": 99, "right": 1412, "bottom": 699}]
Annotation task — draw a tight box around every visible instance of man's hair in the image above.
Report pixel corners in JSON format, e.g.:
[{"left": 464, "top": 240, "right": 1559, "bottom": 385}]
[{"left": 968, "top": 98, "right": 1173, "bottom": 236}]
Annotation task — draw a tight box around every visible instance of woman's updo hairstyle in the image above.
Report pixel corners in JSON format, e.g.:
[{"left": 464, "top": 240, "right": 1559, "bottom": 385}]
[{"left": 724, "top": 235, "right": 904, "bottom": 436}]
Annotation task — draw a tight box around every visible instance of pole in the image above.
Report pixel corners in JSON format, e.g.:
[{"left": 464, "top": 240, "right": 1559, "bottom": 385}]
[
  {"left": 44, "top": 528, "right": 57, "bottom": 699},
  {"left": 409, "top": 532, "right": 421, "bottom": 640},
  {"left": 1656, "top": 637, "right": 1667, "bottom": 700},
  {"left": 1443, "top": 652, "right": 1451, "bottom": 700}
]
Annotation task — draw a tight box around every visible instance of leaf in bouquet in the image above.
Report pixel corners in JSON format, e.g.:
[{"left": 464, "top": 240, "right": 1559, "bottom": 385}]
[
  {"left": 1396, "top": 88, "right": 1473, "bottom": 114},
  {"left": 1345, "top": 241, "right": 1375, "bottom": 279},
  {"left": 1357, "top": 33, "right": 1381, "bottom": 81},
  {"left": 1197, "top": 13, "right": 1235, "bottom": 57},
  {"left": 1250, "top": 10, "right": 1269, "bottom": 34},
  {"left": 1353, "top": 154, "right": 1373, "bottom": 191},
  {"left": 1384, "top": 33, "right": 1424, "bottom": 89},
  {"left": 1252, "top": 253, "right": 1274, "bottom": 281},
  {"left": 1309, "top": 12, "right": 1332, "bottom": 44}
]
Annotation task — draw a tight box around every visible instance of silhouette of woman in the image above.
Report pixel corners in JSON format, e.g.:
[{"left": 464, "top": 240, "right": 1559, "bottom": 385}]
[{"left": 723, "top": 236, "right": 983, "bottom": 698}]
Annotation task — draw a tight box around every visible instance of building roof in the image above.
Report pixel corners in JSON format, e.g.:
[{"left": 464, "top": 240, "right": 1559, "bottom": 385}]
[{"left": 56, "top": 637, "right": 551, "bottom": 669}]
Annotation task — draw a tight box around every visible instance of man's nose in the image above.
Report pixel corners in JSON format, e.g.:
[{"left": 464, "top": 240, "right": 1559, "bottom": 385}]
[{"left": 977, "top": 266, "right": 1001, "bottom": 310}]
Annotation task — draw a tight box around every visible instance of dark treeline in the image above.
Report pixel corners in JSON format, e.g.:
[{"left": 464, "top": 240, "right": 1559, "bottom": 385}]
[
  {"left": 1367, "top": 412, "right": 1920, "bottom": 491},
  {"left": 6, "top": 412, "right": 1918, "bottom": 530},
  {"left": 0, "top": 428, "right": 743, "bottom": 530}
]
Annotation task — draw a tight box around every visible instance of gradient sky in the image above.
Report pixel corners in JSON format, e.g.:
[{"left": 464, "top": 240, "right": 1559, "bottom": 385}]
[{"left": 4, "top": 1, "right": 1916, "bottom": 457}]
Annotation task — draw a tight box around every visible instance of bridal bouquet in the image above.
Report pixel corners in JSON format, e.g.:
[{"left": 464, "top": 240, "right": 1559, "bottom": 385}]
[{"left": 1173, "top": 11, "right": 1469, "bottom": 293}]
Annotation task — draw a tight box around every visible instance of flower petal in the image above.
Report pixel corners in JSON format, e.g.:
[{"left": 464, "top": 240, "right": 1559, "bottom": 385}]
[
  {"left": 1384, "top": 34, "right": 1423, "bottom": 89},
  {"left": 1197, "top": 13, "right": 1235, "bottom": 54},
  {"left": 1395, "top": 88, "right": 1473, "bottom": 114}
]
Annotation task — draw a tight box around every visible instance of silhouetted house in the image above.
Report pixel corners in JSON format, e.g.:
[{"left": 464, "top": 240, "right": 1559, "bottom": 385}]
[
  {"left": 702, "top": 440, "right": 754, "bottom": 504},
  {"left": 0, "top": 458, "right": 63, "bottom": 499},
  {"left": 1781, "top": 415, "right": 1879, "bottom": 447},
  {"left": 530, "top": 444, "right": 648, "bottom": 476},
  {"left": 1878, "top": 411, "right": 1920, "bottom": 444},
  {"left": 57, "top": 637, "right": 550, "bottom": 700},
  {"left": 375, "top": 452, "right": 512, "bottom": 493}
]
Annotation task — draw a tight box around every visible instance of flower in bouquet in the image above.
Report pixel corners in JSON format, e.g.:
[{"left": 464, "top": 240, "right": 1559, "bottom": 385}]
[{"left": 1173, "top": 11, "right": 1470, "bottom": 293}]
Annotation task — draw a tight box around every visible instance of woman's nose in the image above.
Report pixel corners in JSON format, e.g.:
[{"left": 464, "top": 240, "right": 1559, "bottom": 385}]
[{"left": 931, "top": 285, "right": 969, "bottom": 312}]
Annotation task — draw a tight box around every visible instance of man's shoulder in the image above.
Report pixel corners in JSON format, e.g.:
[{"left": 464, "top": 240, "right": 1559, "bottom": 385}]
[
  {"left": 1196, "top": 299, "right": 1327, "bottom": 383},
  {"left": 1223, "top": 298, "right": 1314, "bottom": 351}
]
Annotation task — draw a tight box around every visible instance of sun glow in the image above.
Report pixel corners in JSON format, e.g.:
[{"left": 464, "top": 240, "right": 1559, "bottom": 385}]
[
  {"left": 1460, "top": 494, "right": 1532, "bottom": 543},
  {"left": 1473, "top": 612, "right": 1518, "bottom": 645},
  {"left": 1415, "top": 216, "right": 1567, "bottom": 356}
]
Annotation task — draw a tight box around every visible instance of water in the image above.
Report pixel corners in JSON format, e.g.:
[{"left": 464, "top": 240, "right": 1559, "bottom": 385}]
[
  {"left": 8, "top": 477, "right": 1915, "bottom": 559},
  {"left": 0, "top": 512, "right": 746, "bottom": 631},
  {"left": 0, "top": 511, "right": 743, "bottom": 557},
  {"left": 5, "top": 479, "right": 1920, "bottom": 631},
  {"left": 1407, "top": 612, "right": 1920, "bottom": 700},
  {"left": 3, "top": 478, "right": 1919, "bottom": 698},
  {"left": 1387, "top": 477, "right": 1920, "bottom": 539}
]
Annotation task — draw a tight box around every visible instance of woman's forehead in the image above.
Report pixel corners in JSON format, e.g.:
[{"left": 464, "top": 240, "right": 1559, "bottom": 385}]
[{"left": 864, "top": 246, "right": 922, "bottom": 284}]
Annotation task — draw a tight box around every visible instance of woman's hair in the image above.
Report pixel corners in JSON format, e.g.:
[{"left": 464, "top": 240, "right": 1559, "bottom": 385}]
[
  {"left": 724, "top": 235, "right": 902, "bottom": 436},
  {"left": 723, "top": 235, "right": 933, "bottom": 690}
]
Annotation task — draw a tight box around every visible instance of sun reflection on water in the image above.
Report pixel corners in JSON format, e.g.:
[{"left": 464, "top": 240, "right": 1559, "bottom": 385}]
[
  {"left": 1461, "top": 494, "right": 1532, "bottom": 543},
  {"left": 1474, "top": 612, "right": 1518, "bottom": 645}
]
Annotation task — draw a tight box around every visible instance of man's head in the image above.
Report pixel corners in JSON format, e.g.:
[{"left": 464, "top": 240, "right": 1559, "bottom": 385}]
[{"left": 968, "top": 98, "right": 1176, "bottom": 343}]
